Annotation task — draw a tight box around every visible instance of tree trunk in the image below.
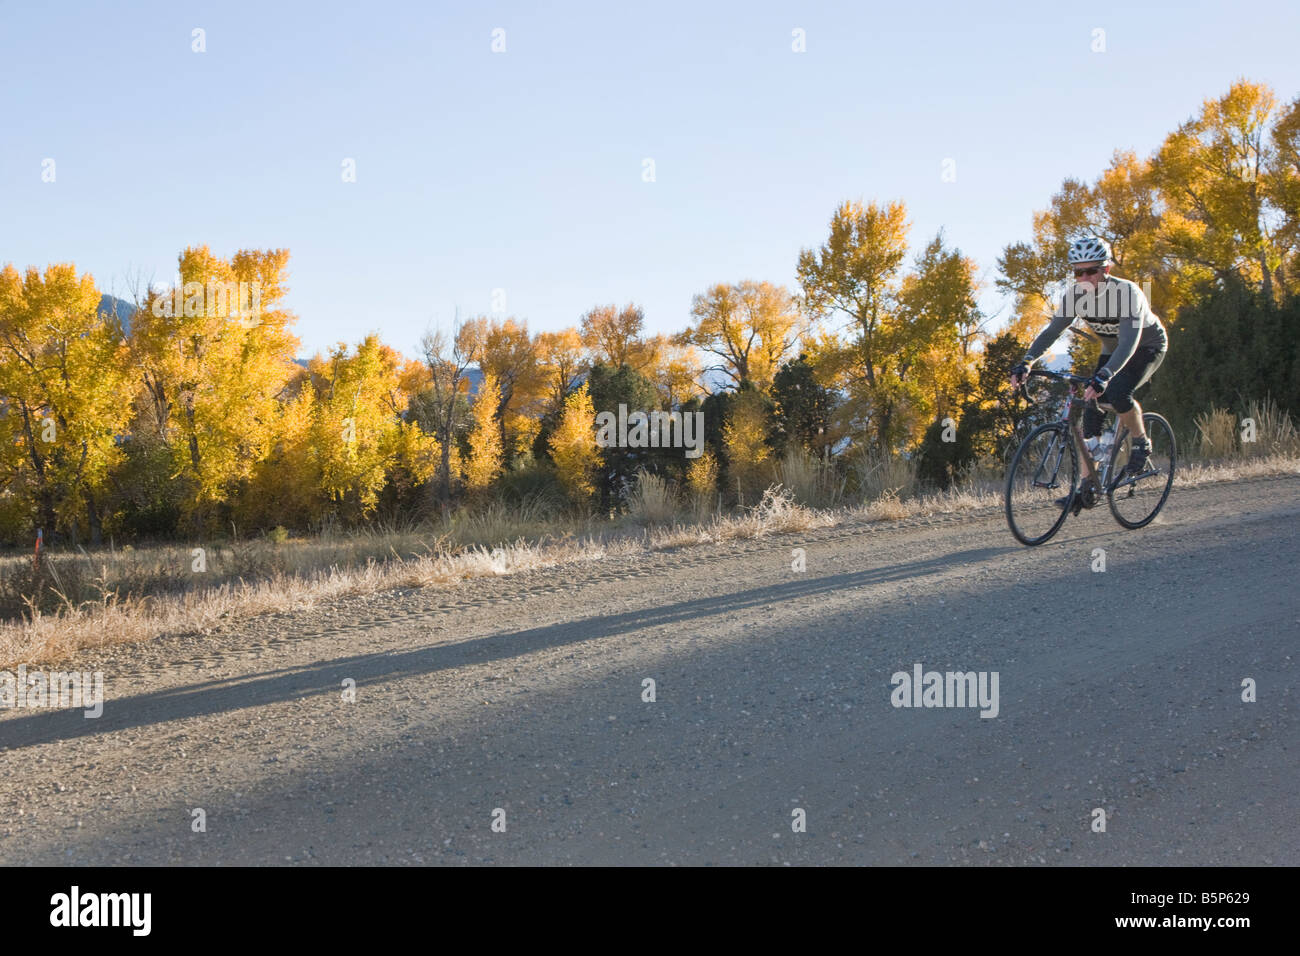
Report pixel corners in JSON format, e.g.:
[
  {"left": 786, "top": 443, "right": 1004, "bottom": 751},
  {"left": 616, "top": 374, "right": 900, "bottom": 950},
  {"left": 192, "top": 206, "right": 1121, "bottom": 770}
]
[
  {"left": 39, "top": 491, "right": 56, "bottom": 542},
  {"left": 878, "top": 405, "right": 893, "bottom": 455},
  {"left": 87, "top": 491, "right": 103, "bottom": 546},
  {"left": 436, "top": 412, "right": 453, "bottom": 508}
]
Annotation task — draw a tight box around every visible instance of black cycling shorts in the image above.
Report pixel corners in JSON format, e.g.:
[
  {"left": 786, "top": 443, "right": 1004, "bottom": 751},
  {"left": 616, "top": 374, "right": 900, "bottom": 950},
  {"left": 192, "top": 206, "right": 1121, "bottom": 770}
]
[{"left": 1095, "top": 345, "right": 1166, "bottom": 413}]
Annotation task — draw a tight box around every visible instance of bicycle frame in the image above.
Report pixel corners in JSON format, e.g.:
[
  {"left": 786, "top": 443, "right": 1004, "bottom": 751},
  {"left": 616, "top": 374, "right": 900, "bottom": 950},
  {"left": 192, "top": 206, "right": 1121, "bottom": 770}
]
[
  {"left": 1007, "top": 367, "right": 1175, "bottom": 544},
  {"left": 1020, "top": 370, "right": 1150, "bottom": 497}
]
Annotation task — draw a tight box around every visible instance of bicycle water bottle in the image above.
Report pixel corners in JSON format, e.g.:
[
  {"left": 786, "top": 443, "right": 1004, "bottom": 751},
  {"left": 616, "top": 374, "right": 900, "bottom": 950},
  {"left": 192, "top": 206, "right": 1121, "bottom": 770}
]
[{"left": 1097, "top": 431, "right": 1114, "bottom": 459}]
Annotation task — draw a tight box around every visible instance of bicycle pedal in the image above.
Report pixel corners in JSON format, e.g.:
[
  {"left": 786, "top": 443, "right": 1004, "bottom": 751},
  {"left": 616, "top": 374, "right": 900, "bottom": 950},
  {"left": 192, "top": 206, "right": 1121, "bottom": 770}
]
[{"left": 1072, "top": 483, "right": 1100, "bottom": 514}]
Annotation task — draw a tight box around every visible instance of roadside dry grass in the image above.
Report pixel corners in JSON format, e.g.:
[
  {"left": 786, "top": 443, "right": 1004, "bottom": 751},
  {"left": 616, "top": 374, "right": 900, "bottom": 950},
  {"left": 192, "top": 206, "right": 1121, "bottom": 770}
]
[{"left": 2, "top": 454, "right": 1298, "bottom": 668}]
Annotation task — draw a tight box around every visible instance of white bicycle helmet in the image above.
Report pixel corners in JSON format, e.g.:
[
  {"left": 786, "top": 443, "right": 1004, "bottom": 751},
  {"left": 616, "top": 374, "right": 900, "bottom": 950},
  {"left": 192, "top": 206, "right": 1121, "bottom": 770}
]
[{"left": 1068, "top": 236, "right": 1112, "bottom": 265}]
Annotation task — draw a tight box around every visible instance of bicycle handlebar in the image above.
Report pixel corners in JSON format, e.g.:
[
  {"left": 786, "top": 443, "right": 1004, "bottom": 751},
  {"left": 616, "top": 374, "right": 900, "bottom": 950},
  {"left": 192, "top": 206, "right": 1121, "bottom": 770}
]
[
  {"left": 1028, "top": 368, "right": 1091, "bottom": 385},
  {"left": 1016, "top": 367, "right": 1091, "bottom": 405}
]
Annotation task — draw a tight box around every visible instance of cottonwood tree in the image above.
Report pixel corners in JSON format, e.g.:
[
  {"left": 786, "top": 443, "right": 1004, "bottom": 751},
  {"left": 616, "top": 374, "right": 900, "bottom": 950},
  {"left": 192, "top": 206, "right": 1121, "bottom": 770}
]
[
  {"left": 651, "top": 336, "right": 705, "bottom": 409},
  {"left": 535, "top": 327, "right": 587, "bottom": 415},
  {"left": 722, "top": 385, "right": 774, "bottom": 502},
  {"left": 0, "top": 263, "right": 132, "bottom": 542},
  {"left": 417, "top": 321, "right": 479, "bottom": 508},
  {"left": 462, "top": 316, "right": 546, "bottom": 461},
  {"left": 580, "top": 302, "right": 656, "bottom": 372},
  {"left": 238, "top": 377, "right": 319, "bottom": 530},
  {"left": 896, "top": 233, "right": 985, "bottom": 427},
  {"left": 308, "top": 334, "right": 433, "bottom": 519},
  {"left": 464, "top": 369, "right": 504, "bottom": 491},
  {"left": 1267, "top": 94, "right": 1300, "bottom": 291},
  {"left": 130, "top": 246, "right": 299, "bottom": 529},
  {"left": 549, "top": 381, "right": 599, "bottom": 504},
  {"left": 680, "top": 280, "right": 805, "bottom": 391},
  {"left": 1153, "top": 80, "right": 1289, "bottom": 302},
  {"left": 799, "top": 200, "right": 972, "bottom": 452}
]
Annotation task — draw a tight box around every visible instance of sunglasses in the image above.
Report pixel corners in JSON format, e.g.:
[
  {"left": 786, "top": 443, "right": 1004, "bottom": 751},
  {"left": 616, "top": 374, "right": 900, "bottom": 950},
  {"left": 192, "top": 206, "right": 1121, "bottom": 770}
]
[{"left": 1074, "top": 266, "right": 1103, "bottom": 278}]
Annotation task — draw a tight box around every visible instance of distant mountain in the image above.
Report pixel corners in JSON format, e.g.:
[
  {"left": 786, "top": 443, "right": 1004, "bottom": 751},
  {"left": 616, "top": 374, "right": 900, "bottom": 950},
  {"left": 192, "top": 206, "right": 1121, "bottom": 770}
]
[{"left": 97, "top": 294, "right": 136, "bottom": 335}]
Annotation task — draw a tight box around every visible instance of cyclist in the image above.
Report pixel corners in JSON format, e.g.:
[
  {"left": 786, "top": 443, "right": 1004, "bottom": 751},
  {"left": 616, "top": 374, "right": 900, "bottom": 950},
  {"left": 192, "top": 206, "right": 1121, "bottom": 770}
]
[{"left": 1008, "top": 236, "right": 1169, "bottom": 511}]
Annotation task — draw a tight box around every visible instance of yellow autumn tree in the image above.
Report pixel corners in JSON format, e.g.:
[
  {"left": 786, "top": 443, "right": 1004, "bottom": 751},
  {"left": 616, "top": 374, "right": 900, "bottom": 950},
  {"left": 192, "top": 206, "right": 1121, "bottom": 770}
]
[
  {"left": 681, "top": 280, "right": 805, "bottom": 390},
  {"left": 1153, "top": 80, "right": 1285, "bottom": 301},
  {"left": 799, "top": 199, "right": 949, "bottom": 452},
  {"left": 309, "top": 334, "right": 437, "bottom": 520},
  {"left": 238, "top": 376, "right": 321, "bottom": 530},
  {"left": 0, "top": 262, "right": 132, "bottom": 543},
  {"left": 549, "top": 381, "right": 599, "bottom": 502},
  {"left": 685, "top": 448, "right": 719, "bottom": 516},
  {"left": 580, "top": 303, "right": 656, "bottom": 371},
  {"left": 895, "top": 233, "right": 984, "bottom": 437},
  {"left": 464, "top": 370, "right": 504, "bottom": 491},
  {"left": 651, "top": 337, "right": 705, "bottom": 409},
  {"left": 377, "top": 350, "right": 441, "bottom": 503},
  {"left": 722, "top": 387, "right": 772, "bottom": 501},
  {"left": 1268, "top": 94, "right": 1300, "bottom": 292},
  {"left": 237, "top": 337, "right": 437, "bottom": 529},
  {"left": 383, "top": 414, "right": 440, "bottom": 498},
  {"left": 536, "top": 327, "right": 587, "bottom": 416},
  {"left": 459, "top": 316, "right": 547, "bottom": 463},
  {"left": 131, "top": 246, "right": 300, "bottom": 527}
]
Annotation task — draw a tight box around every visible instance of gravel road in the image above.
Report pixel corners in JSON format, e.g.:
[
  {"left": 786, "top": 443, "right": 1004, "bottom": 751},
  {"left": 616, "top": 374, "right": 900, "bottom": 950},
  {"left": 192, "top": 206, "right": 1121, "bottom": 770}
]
[{"left": 2, "top": 474, "right": 1297, "bottom": 865}]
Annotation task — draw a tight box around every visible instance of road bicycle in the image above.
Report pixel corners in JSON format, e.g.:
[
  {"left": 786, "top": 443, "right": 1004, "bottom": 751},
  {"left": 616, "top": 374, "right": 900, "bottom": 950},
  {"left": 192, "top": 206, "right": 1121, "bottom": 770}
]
[{"left": 1004, "top": 368, "right": 1176, "bottom": 546}]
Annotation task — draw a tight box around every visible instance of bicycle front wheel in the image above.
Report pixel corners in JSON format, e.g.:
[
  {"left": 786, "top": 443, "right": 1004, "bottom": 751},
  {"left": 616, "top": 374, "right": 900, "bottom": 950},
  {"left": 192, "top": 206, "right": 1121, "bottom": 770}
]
[
  {"left": 1005, "top": 422, "right": 1078, "bottom": 546},
  {"left": 1107, "top": 412, "right": 1176, "bottom": 529}
]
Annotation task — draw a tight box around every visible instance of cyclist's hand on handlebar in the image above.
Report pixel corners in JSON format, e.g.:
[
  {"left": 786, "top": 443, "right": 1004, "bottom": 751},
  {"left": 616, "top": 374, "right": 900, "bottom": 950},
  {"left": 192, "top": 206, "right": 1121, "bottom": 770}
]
[{"left": 1083, "top": 370, "right": 1109, "bottom": 402}]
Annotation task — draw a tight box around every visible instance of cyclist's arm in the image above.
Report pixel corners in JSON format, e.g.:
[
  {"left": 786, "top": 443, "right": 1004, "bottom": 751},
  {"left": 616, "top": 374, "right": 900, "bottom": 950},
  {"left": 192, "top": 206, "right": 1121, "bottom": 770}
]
[
  {"left": 1099, "top": 315, "right": 1141, "bottom": 378},
  {"left": 1021, "top": 311, "right": 1074, "bottom": 367}
]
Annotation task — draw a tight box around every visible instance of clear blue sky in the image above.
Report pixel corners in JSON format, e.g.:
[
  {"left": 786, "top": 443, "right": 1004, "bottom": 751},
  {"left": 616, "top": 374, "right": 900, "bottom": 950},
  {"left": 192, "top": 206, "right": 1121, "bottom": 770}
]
[{"left": 3, "top": 0, "right": 1298, "bottom": 360}]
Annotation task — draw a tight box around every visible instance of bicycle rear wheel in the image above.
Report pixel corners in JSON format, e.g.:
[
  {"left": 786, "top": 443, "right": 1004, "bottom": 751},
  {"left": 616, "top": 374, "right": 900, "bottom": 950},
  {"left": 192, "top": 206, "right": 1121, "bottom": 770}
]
[
  {"left": 1107, "top": 412, "right": 1176, "bottom": 529},
  {"left": 1005, "top": 422, "right": 1078, "bottom": 546}
]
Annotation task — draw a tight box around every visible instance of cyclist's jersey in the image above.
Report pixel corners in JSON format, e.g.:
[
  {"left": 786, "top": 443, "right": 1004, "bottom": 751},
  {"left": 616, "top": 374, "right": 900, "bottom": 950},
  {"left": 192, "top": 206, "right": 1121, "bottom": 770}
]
[{"left": 1023, "top": 275, "right": 1168, "bottom": 378}]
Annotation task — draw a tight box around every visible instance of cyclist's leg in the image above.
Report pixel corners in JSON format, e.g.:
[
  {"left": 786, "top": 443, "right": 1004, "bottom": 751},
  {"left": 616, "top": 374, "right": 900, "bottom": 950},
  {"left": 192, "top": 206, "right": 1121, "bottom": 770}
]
[
  {"left": 1076, "top": 355, "right": 1110, "bottom": 482},
  {"left": 1055, "top": 354, "right": 1108, "bottom": 510},
  {"left": 1103, "top": 346, "right": 1166, "bottom": 468}
]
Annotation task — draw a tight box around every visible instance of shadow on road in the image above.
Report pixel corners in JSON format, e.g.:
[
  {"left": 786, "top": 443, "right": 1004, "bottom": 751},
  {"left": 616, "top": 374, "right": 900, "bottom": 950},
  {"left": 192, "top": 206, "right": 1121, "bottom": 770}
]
[{"left": 0, "top": 545, "right": 1018, "bottom": 750}]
